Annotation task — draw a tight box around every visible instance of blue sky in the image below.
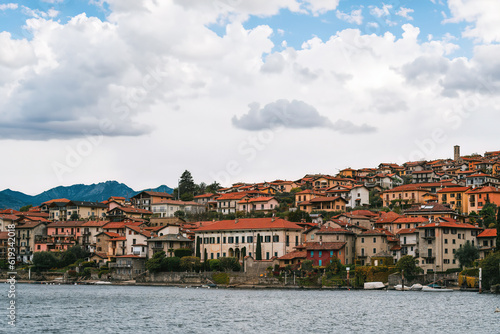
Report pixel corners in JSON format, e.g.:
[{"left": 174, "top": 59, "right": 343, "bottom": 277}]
[{"left": 0, "top": 0, "right": 499, "bottom": 194}]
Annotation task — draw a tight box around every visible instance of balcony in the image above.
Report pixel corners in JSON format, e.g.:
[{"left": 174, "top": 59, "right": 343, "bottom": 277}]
[
  {"left": 358, "top": 254, "right": 367, "bottom": 258},
  {"left": 422, "top": 235, "right": 435, "bottom": 240}
]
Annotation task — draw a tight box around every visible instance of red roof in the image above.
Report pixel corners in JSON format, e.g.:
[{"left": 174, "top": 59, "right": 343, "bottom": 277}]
[
  {"left": 42, "top": 198, "right": 70, "bottom": 204},
  {"left": 216, "top": 192, "right": 249, "bottom": 201},
  {"left": 417, "top": 221, "right": 480, "bottom": 230},
  {"left": 193, "top": 193, "right": 215, "bottom": 199},
  {"left": 82, "top": 220, "right": 109, "bottom": 227},
  {"left": 278, "top": 250, "right": 307, "bottom": 260},
  {"left": 47, "top": 221, "right": 86, "bottom": 228},
  {"left": 0, "top": 214, "right": 18, "bottom": 221},
  {"left": 0, "top": 232, "right": 9, "bottom": 240},
  {"left": 237, "top": 196, "right": 277, "bottom": 204},
  {"left": 109, "top": 237, "right": 127, "bottom": 241},
  {"left": 309, "top": 196, "right": 347, "bottom": 203},
  {"left": 393, "top": 217, "right": 428, "bottom": 224},
  {"left": 112, "top": 206, "right": 152, "bottom": 214},
  {"left": 466, "top": 186, "right": 500, "bottom": 194},
  {"left": 397, "top": 228, "right": 418, "bottom": 234},
  {"left": 375, "top": 211, "right": 403, "bottom": 224},
  {"left": 437, "top": 187, "right": 471, "bottom": 193},
  {"left": 477, "top": 229, "right": 497, "bottom": 238},
  {"left": 194, "top": 218, "right": 302, "bottom": 232}
]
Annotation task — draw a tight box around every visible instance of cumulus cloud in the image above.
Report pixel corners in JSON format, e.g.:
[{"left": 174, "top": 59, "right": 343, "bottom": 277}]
[
  {"left": 445, "top": 0, "right": 500, "bottom": 43},
  {"left": 232, "top": 99, "right": 375, "bottom": 134},
  {"left": 261, "top": 53, "right": 286, "bottom": 73},
  {"left": 401, "top": 55, "right": 450, "bottom": 85},
  {"left": 370, "top": 4, "right": 392, "bottom": 18},
  {"left": 396, "top": 7, "right": 414, "bottom": 20},
  {"left": 336, "top": 9, "right": 363, "bottom": 25}
]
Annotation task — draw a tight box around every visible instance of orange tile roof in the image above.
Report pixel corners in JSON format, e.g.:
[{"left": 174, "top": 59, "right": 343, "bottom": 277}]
[
  {"left": 193, "top": 193, "right": 215, "bottom": 199},
  {"left": 82, "top": 220, "right": 109, "bottom": 227},
  {"left": 397, "top": 228, "right": 418, "bottom": 234},
  {"left": 466, "top": 186, "right": 500, "bottom": 194},
  {"left": 42, "top": 198, "right": 70, "bottom": 204},
  {"left": 417, "top": 221, "right": 480, "bottom": 230},
  {"left": 393, "top": 217, "right": 428, "bottom": 224},
  {"left": 237, "top": 196, "right": 277, "bottom": 204},
  {"left": 437, "top": 187, "right": 471, "bottom": 193},
  {"left": 477, "top": 229, "right": 497, "bottom": 238},
  {"left": 0, "top": 214, "right": 18, "bottom": 220},
  {"left": 112, "top": 206, "right": 152, "bottom": 214},
  {"left": 278, "top": 250, "right": 307, "bottom": 260},
  {"left": 216, "top": 192, "right": 249, "bottom": 201},
  {"left": 47, "top": 221, "right": 86, "bottom": 227},
  {"left": 194, "top": 218, "right": 302, "bottom": 232}
]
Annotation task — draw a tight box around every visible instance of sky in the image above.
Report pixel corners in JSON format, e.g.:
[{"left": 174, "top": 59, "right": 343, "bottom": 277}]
[{"left": 1, "top": 0, "right": 500, "bottom": 195}]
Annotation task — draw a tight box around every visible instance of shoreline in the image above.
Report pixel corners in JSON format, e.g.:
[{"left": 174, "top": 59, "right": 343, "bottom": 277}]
[{"left": 5, "top": 279, "right": 482, "bottom": 292}]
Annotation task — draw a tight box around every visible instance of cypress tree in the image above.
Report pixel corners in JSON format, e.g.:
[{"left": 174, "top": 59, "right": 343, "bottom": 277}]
[
  {"left": 496, "top": 208, "right": 500, "bottom": 251},
  {"left": 255, "top": 234, "right": 262, "bottom": 260},
  {"left": 196, "top": 237, "right": 201, "bottom": 258}
]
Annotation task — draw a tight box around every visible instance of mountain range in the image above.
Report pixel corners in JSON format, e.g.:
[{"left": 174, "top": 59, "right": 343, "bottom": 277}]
[{"left": 0, "top": 181, "right": 173, "bottom": 210}]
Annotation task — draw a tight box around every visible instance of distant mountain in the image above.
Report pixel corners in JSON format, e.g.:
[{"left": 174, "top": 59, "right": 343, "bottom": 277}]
[{"left": 0, "top": 181, "right": 173, "bottom": 209}]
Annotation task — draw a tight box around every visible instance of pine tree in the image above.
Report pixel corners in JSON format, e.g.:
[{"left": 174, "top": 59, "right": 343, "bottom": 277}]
[
  {"left": 255, "top": 234, "right": 262, "bottom": 260},
  {"left": 178, "top": 170, "right": 196, "bottom": 201}
]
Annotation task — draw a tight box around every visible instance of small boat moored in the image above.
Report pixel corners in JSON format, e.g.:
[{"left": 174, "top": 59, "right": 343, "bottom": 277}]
[
  {"left": 422, "top": 284, "right": 453, "bottom": 292},
  {"left": 364, "top": 282, "right": 386, "bottom": 290}
]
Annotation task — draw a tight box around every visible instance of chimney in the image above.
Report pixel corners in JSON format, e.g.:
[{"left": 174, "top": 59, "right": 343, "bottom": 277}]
[
  {"left": 271, "top": 217, "right": 275, "bottom": 222},
  {"left": 235, "top": 218, "right": 239, "bottom": 224}
]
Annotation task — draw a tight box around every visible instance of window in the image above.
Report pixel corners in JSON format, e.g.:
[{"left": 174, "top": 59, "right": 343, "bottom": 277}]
[
  {"left": 273, "top": 235, "right": 279, "bottom": 242},
  {"left": 445, "top": 249, "right": 448, "bottom": 254},
  {"left": 373, "top": 237, "right": 376, "bottom": 243},
  {"left": 310, "top": 251, "right": 314, "bottom": 257},
  {"left": 247, "top": 236, "right": 253, "bottom": 243},
  {"left": 319, "top": 251, "right": 322, "bottom": 257},
  {"left": 295, "top": 236, "right": 299, "bottom": 246},
  {"left": 241, "top": 236, "right": 245, "bottom": 243},
  {"left": 452, "top": 239, "right": 456, "bottom": 244},
  {"left": 235, "top": 236, "right": 239, "bottom": 244},
  {"left": 217, "top": 237, "right": 220, "bottom": 243},
  {"left": 373, "top": 248, "right": 376, "bottom": 254},
  {"left": 330, "top": 251, "right": 333, "bottom": 257},
  {"left": 228, "top": 237, "right": 234, "bottom": 243},
  {"left": 223, "top": 252, "right": 226, "bottom": 257},
  {"left": 458, "top": 234, "right": 461, "bottom": 239},
  {"left": 211, "top": 253, "right": 214, "bottom": 259},
  {"left": 286, "top": 235, "right": 289, "bottom": 247},
  {"left": 266, "top": 252, "right": 270, "bottom": 260},
  {"left": 445, "top": 239, "right": 448, "bottom": 244},
  {"left": 319, "top": 260, "right": 322, "bottom": 266},
  {"left": 274, "top": 252, "right": 278, "bottom": 257},
  {"left": 264, "top": 236, "right": 271, "bottom": 243},
  {"left": 361, "top": 237, "right": 364, "bottom": 243}
]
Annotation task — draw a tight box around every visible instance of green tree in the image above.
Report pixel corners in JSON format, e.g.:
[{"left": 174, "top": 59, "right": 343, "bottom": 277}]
[
  {"left": 60, "top": 251, "right": 77, "bottom": 267},
  {"left": 146, "top": 251, "right": 166, "bottom": 273},
  {"left": 497, "top": 209, "right": 500, "bottom": 251},
  {"left": 33, "top": 251, "right": 59, "bottom": 271},
  {"left": 161, "top": 256, "right": 181, "bottom": 272},
  {"left": 287, "top": 210, "right": 311, "bottom": 223},
  {"left": 395, "top": 255, "right": 422, "bottom": 280},
  {"left": 480, "top": 203, "right": 497, "bottom": 227},
  {"left": 479, "top": 251, "right": 500, "bottom": 289},
  {"left": 174, "top": 248, "right": 193, "bottom": 258},
  {"left": 206, "top": 181, "right": 221, "bottom": 194},
  {"left": 67, "top": 246, "right": 88, "bottom": 260},
  {"left": 300, "top": 260, "right": 313, "bottom": 272},
  {"left": 174, "top": 210, "right": 185, "bottom": 219},
  {"left": 325, "top": 257, "right": 344, "bottom": 276},
  {"left": 178, "top": 170, "right": 196, "bottom": 201},
  {"left": 19, "top": 204, "right": 33, "bottom": 212},
  {"left": 369, "top": 190, "right": 383, "bottom": 208},
  {"left": 195, "top": 237, "right": 201, "bottom": 258},
  {"left": 219, "top": 257, "right": 241, "bottom": 271},
  {"left": 454, "top": 241, "right": 479, "bottom": 268},
  {"left": 180, "top": 256, "right": 201, "bottom": 272},
  {"left": 209, "top": 259, "right": 221, "bottom": 271},
  {"left": 70, "top": 212, "right": 80, "bottom": 220},
  {"left": 255, "top": 234, "right": 262, "bottom": 260}
]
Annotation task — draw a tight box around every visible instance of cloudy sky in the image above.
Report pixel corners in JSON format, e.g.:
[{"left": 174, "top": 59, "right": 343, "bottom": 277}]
[{"left": 1, "top": 0, "right": 499, "bottom": 194}]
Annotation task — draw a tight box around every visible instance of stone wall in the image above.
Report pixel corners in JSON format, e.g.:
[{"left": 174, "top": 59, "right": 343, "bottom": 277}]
[{"left": 244, "top": 257, "right": 279, "bottom": 276}]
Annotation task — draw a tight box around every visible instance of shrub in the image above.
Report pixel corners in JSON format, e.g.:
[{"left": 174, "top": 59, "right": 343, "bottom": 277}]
[
  {"left": 67, "top": 270, "right": 78, "bottom": 278},
  {"left": 162, "top": 257, "right": 181, "bottom": 272},
  {"left": 33, "top": 251, "right": 59, "bottom": 271},
  {"left": 212, "top": 272, "right": 229, "bottom": 284},
  {"left": 82, "top": 267, "right": 92, "bottom": 278},
  {"left": 209, "top": 259, "right": 221, "bottom": 272},
  {"left": 81, "top": 261, "right": 96, "bottom": 269},
  {"left": 219, "top": 257, "right": 240, "bottom": 272},
  {"left": 180, "top": 256, "right": 201, "bottom": 272},
  {"left": 98, "top": 270, "right": 109, "bottom": 278},
  {"left": 174, "top": 248, "right": 193, "bottom": 258}
]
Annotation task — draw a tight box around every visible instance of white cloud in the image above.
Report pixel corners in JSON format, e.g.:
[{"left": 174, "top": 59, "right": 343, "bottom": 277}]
[
  {"left": 396, "top": 7, "right": 414, "bottom": 20},
  {"left": 445, "top": 0, "right": 500, "bottom": 43},
  {"left": 370, "top": 4, "right": 392, "bottom": 18},
  {"left": 0, "top": 3, "right": 18, "bottom": 10},
  {"left": 336, "top": 9, "right": 363, "bottom": 25}
]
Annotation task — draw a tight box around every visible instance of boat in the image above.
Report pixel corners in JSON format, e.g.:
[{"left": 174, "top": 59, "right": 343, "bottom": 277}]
[
  {"left": 95, "top": 281, "right": 112, "bottom": 285},
  {"left": 422, "top": 284, "right": 453, "bottom": 292},
  {"left": 394, "top": 284, "right": 410, "bottom": 291},
  {"left": 364, "top": 282, "right": 385, "bottom": 290},
  {"left": 410, "top": 284, "right": 423, "bottom": 291}
]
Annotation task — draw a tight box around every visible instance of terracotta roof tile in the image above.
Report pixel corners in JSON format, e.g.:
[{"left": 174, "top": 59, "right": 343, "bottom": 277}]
[{"left": 194, "top": 218, "right": 302, "bottom": 232}]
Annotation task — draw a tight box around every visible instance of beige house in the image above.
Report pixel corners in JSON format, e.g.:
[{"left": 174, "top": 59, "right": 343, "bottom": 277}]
[
  {"left": 16, "top": 221, "right": 47, "bottom": 263},
  {"left": 48, "top": 200, "right": 107, "bottom": 221},
  {"left": 237, "top": 196, "right": 279, "bottom": 214},
  {"left": 299, "top": 196, "right": 347, "bottom": 213},
  {"left": 147, "top": 234, "right": 193, "bottom": 257},
  {"left": 416, "top": 219, "right": 482, "bottom": 273},
  {"left": 81, "top": 220, "right": 109, "bottom": 253},
  {"left": 356, "top": 230, "right": 391, "bottom": 266},
  {"left": 194, "top": 217, "right": 303, "bottom": 261},
  {"left": 131, "top": 191, "right": 173, "bottom": 211},
  {"left": 151, "top": 200, "right": 205, "bottom": 218}
]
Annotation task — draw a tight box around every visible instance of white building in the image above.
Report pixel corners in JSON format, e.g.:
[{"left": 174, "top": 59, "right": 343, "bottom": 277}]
[{"left": 151, "top": 200, "right": 205, "bottom": 218}]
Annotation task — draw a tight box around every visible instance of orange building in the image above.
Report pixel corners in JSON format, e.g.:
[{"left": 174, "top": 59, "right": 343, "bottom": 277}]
[
  {"left": 465, "top": 186, "right": 500, "bottom": 214},
  {"left": 437, "top": 186, "right": 471, "bottom": 214}
]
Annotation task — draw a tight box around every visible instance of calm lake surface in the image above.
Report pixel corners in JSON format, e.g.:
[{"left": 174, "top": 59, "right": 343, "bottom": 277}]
[{"left": 2, "top": 284, "right": 499, "bottom": 333}]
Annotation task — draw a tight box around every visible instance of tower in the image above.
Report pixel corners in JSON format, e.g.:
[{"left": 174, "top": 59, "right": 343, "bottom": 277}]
[{"left": 454, "top": 145, "right": 460, "bottom": 161}]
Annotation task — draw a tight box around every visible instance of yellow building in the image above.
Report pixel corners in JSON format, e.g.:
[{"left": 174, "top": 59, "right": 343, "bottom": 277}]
[{"left": 436, "top": 186, "right": 470, "bottom": 214}]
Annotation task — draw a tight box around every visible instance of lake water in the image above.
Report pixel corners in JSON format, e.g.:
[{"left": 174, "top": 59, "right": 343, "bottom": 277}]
[{"left": 2, "top": 284, "right": 499, "bottom": 333}]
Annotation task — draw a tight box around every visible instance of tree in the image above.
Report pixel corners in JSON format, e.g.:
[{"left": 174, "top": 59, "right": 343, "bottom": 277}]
[
  {"left": 219, "top": 257, "right": 241, "bottom": 271},
  {"left": 33, "top": 251, "right": 59, "bottom": 271},
  {"left": 480, "top": 203, "right": 497, "bottom": 227},
  {"left": 180, "top": 256, "right": 201, "bottom": 272},
  {"left": 300, "top": 260, "right": 313, "bottom": 272},
  {"left": 287, "top": 210, "right": 311, "bottom": 223},
  {"left": 19, "top": 204, "right": 33, "bottom": 212},
  {"left": 497, "top": 209, "right": 500, "bottom": 251},
  {"left": 146, "top": 251, "right": 166, "bottom": 273},
  {"left": 67, "top": 246, "right": 88, "bottom": 260},
  {"left": 255, "top": 234, "right": 262, "bottom": 260},
  {"left": 174, "top": 210, "right": 185, "bottom": 219},
  {"left": 205, "top": 181, "right": 221, "bottom": 194},
  {"left": 480, "top": 251, "right": 500, "bottom": 290},
  {"left": 395, "top": 255, "right": 422, "bottom": 280},
  {"left": 369, "top": 190, "right": 383, "bottom": 209},
  {"left": 70, "top": 212, "right": 80, "bottom": 220},
  {"left": 209, "top": 259, "right": 221, "bottom": 271},
  {"left": 454, "top": 241, "right": 479, "bottom": 268},
  {"left": 161, "top": 256, "right": 181, "bottom": 272},
  {"left": 178, "top": 170, "right": 196, "bottom": 201},
  {"left": 60, "top": 251, "right": 77, "bottom": 267},
  {"left": 195, "top": 237, "right": 201, "bottom": 258}
]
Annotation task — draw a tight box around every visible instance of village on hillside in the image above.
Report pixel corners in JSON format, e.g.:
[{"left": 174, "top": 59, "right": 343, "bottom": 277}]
[{"left": 1, "top": 145, "right": 499, "bottom": 290}]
